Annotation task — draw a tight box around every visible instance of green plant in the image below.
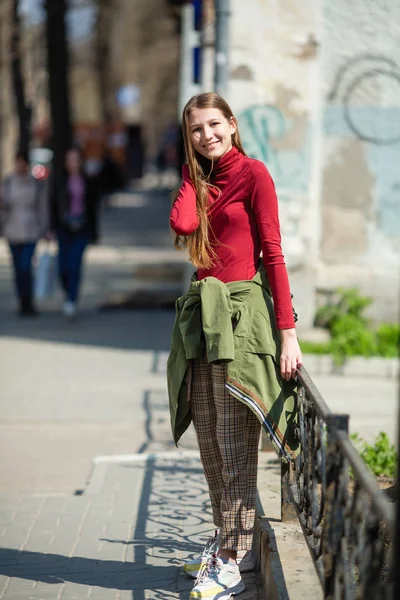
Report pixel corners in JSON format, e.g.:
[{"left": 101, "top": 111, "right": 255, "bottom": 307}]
[
  {"left": 350, "top": 432, "right": 397, "bottom": 478},
  {"left": 376, "top": 323, "right": 400, "bottom": 358},
  {"left": 330, "top": 315, "right": 378, "bottom": 365},
  {"left": 315, "top": 287, "right": 372, "bottom": 331},
  {"left": 312, "top": 289, "right": 398, "bottom": 364}
]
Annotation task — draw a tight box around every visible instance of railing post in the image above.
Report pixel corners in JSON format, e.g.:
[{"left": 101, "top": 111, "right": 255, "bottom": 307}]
[{"left": 281, "top": 459, "right": 297, "bottom": 522}]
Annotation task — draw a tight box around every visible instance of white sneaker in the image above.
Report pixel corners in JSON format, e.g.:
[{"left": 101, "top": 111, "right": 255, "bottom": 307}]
[
  {"left": 63, "top": 301, "right": 76, "bottom": 319},
  {"left": 184, "top": 530, "right": 220, "bottom": 578},
  {"left": 190, "top": 555, "right": 245, "bottom": 599},
  {"left": 185, "top": 539, "right": 255, "bottom": 579}
]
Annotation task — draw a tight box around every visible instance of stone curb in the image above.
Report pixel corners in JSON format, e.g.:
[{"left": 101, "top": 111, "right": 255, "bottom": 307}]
[
  {"left": 254, "top": 515, "right": 323, "bottom": 600},
  {"left": 254, "top": 455, "right": 323, "bottom": 599}
]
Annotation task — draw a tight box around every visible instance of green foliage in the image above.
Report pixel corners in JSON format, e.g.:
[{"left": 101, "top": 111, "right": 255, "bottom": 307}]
[
  {"left": 314, "top": 287, "right": 372, "bottom": 330},
  {"left": 329, "top": 315, "right": 378, "bottom": 365},
  {"left": 376, "top": 323, "right": 400, "bottom": 358},
  {"left": 308, "top": 288, "right": 400, "bottom": 365},
  {"left": 350, "top": 432, "right": 397, "bottom": 478}
]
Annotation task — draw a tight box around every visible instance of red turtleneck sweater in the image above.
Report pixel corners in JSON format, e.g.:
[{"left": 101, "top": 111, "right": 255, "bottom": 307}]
[{"left": 170, "top": 147, "right": 295, "bottom": 330}]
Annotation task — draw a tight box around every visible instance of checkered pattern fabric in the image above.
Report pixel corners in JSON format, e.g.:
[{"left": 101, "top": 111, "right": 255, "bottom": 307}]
[{"left": 190, "top": 358, "right": 261, "bottom": 551}]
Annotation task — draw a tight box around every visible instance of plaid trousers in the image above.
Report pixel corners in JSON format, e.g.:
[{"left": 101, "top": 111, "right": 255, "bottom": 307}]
[{"left": 190, "top": 358, "right": 261, "bottom": 551}]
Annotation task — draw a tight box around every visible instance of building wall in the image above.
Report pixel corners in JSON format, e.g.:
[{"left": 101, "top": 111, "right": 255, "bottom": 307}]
[
  {"left": 319, "top": 0, "right": 400, "bottom": 321},
  {"left": 227, "top": 0, "right": 400, "bottom": 327},
  {"left": 229, "top": 0, "right": 321, "bottom": 328}
]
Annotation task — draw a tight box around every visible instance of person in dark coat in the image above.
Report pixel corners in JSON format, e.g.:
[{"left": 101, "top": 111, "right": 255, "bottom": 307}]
[{"left": 51, "top": 147, "right": 100, "bottom": 319}]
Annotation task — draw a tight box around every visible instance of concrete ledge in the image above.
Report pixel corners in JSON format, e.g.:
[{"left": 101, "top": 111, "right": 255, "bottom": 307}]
[
  {"left": 304, "top": 353, "right": 399, "bottom": 379},
  {"left": 254, "top": 455, "right": 323, "bottom": 599}
]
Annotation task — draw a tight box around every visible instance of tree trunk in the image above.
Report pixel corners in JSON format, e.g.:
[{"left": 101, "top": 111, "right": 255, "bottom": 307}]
[
  {"left": 11, "top": 0, "right": 31, "bottom": 155},
  {"left": 44, "top": 0, "right": 72, "bottom": 176}
]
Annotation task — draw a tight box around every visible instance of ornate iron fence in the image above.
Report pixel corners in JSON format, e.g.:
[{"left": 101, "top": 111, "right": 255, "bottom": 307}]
[{"left": 281, "top": 365, "right": 395, "bottom": 599}]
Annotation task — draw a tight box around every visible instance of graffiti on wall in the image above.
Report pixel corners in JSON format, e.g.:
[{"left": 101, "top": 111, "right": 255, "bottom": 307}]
[
  {"left": 237, "top": 104, "right": 312, "bottom": 266},
  {"left": 325, "top": 54, "right": 400, "bottom": 240},
  {"left": 328, "top": 54, "right": 400, "bottom": 145},
  {"left": 238, "top": 105, "right": 311, "bottom": 193}
]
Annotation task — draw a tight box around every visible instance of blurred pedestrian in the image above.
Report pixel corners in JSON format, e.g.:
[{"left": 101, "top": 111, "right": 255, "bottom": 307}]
[
  {"left": 51, "top": 147, "right": 100, "bottom": 319},
  {"left": 0, "top": 151, "right": 49, "bottom": 316},
  {"left": 168, "top": 93, "right": 302, "bottom": 600}
]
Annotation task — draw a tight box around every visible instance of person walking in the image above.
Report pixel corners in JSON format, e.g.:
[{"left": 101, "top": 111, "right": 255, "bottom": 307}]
[
  {"left": 1, "top": 151, "right": 49, "bottom": 316},
  {"left": 51, "top": 147, "right": 100, "bottom": 319},
  {"left": 167, "top": 93, "right": 302, "bottom": 600}
]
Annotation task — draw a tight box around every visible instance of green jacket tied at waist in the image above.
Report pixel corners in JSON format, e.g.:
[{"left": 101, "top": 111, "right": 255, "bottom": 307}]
[{"left": 167, "top": 265, "right": 299, "bottom": 462}]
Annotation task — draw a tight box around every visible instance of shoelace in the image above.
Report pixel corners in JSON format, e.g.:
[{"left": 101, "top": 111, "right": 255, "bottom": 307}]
[
  {"left": 194, "top": 553, "right": 221, "bottom": 586},
  {"left": 201, "top": 529, "right": 219, "bottom": 558}
]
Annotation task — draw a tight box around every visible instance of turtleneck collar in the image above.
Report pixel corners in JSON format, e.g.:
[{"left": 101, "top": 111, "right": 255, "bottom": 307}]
[
  {"left": 211, "top": 145, "right": 241, "bottom": 176},
  {"left": 195, "top": 146, "right": 242, "bottom": 179}
]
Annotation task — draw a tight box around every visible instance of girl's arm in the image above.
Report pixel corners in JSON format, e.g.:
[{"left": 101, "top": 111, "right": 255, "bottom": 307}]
[
  {"left": 248, "top": 161, "right": 302, "bottom": 379},
  {"left": 170, "top": 164, "right": 199, "bottom": 235},
  {"left": 249, "top": 160, "right": 294, "bottom": 330}
]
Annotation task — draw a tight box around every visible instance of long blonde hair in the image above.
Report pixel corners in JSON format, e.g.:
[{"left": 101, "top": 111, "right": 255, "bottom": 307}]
[{"left": 173, "top": 92, "right": 247, "bottom": 269}]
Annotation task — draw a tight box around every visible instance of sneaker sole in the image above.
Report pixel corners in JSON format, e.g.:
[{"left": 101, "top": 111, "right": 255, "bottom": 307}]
[{"left": 217, "top": 580, "right": 246, "bottom": 599}]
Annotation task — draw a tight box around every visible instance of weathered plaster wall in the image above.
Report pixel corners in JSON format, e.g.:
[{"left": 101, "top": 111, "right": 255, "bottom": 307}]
[
  {"left": 229, "top": 0, "right": 321, "bottom": 328},
  {"left": 319, "top": 0, "right": 400, "bottom": 321},
  {"left": 228, "top": 0, "right": 400, "bottom": 325}
]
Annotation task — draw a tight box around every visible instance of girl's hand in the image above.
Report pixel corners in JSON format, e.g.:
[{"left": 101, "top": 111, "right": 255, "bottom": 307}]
[{"left": 279, "top": 328, "right": 302, "bottom": 381}]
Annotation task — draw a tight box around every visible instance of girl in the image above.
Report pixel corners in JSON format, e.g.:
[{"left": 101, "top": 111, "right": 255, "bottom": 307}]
[
  {"left": 167, "top": 93, "right": 302, "bottom": 600},
  {"left": 51, "top": 147, "right": 100, "bottom": 319},
  {"left": 1, "top": 151, "right": 49, "bottom": 316}
]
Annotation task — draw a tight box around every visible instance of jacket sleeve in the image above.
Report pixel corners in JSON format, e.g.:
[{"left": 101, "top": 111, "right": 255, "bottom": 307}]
[
  {"left": 170, "top": 164, "right": 199, "bottom": 235},
  {"left": 248, "top": 161, "right": 295, "bottom": 330}
]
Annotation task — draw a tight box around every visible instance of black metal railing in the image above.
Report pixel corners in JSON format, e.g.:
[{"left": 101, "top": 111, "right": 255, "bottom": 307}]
[{"left": 281, "top": 365, "right": 395, "bottom": 599}]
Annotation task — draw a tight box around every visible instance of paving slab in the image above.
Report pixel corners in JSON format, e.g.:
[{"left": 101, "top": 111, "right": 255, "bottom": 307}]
[{"left": 0, "top": 454, "right": 265, "bottom": 600}]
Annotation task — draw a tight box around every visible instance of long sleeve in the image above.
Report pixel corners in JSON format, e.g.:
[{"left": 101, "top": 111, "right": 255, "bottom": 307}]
[
  {"left": 248, "top": 161, "right": 295, "bottom": 330},
  {"left": 170, "top": 165, "right": 199, "bottom": 235}
]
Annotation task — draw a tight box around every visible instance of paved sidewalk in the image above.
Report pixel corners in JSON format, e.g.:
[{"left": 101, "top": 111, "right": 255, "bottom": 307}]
[
  {"left": 0, "top": 187, "right": 397, "bottom": 599},
  {"left": 0, "top": 453, "right": 266, "bottom": 600}
]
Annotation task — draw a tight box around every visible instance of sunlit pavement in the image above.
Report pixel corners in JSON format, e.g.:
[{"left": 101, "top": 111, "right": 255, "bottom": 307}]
[{"left": 0, "top": 188, "right": 396, "bottom": 598}]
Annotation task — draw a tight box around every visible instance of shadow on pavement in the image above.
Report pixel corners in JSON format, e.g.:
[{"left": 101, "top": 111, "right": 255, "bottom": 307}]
[
  {"left": 0, "top": 457, "right": 214, "bottom": 600},
  {"left": 0, "top": 307, "right": 175, "bottom": 352}
]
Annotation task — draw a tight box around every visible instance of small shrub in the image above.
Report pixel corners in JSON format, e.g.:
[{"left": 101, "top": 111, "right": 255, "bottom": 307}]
[
  {"left": 311, "top": 289, "right": 398, "bottom": 364},
  {"left": 350, "top": 432, "right": 397, "bottom": 479},
  {"left": 376, "top": 323, "right": 400, "bottom": 358},
  {"left": 315, "top": 287, "right": 372, "bottom": 330},
  {"left": 330, "top": 315, "right": 378, "bottom": 365}
]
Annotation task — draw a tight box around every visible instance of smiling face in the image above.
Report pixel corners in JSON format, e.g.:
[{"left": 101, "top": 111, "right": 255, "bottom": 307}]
[{"left": 188, "top": 107, "right": 237, "bottom": 161}]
